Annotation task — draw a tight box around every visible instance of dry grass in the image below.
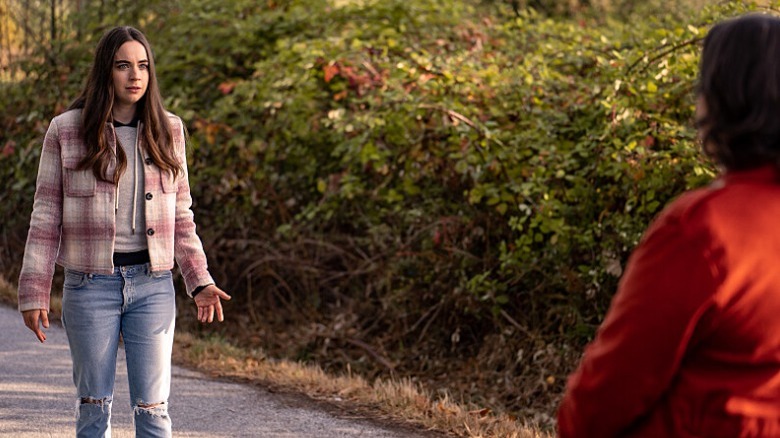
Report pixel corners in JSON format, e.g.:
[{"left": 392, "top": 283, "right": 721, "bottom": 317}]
[
  {"left": 0, "top": 275, "right": 16, "bottom": 307},
  {"left": 172, "top": 332, "right": 552, "bottom": 438}
]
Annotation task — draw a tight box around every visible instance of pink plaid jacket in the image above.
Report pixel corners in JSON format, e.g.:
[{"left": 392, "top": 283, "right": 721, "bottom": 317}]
[{"left": 18, "top": 109, "right": 214, "bottom": 312}]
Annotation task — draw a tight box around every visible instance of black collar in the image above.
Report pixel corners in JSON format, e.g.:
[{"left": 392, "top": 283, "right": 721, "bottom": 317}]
[{"left": 113, "top": 117, "right": 139, "bottom": 128}]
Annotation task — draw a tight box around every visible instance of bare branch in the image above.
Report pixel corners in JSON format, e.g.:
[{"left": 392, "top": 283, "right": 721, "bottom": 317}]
[{"left": 626, "top": 36, "right": 702, "bottom": 74}]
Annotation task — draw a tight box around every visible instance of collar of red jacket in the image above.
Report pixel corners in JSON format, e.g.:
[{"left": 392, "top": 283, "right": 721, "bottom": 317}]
[{"left": 723, "top": 164, "right": 780, "bottom": 185}]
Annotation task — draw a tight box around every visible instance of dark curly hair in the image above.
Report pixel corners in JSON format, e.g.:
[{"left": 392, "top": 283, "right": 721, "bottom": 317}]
[{"left": 698, "top": 14, "right": 780, "bottom": 171}]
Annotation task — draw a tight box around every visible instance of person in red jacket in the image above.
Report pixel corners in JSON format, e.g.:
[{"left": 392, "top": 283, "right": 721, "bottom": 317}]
[{"left": 558, "top": 14, "right": 780, "bottom": 437}]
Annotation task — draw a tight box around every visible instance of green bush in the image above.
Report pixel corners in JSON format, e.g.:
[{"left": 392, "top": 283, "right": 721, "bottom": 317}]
[{"left": 0, "top": 0, "right": 768, "bottom": 425}]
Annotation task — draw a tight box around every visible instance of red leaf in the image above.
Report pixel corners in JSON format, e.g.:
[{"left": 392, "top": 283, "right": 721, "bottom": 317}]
[
  {"left": 323, "top": 64, "right": 340, "bottom": 83},
  {"left": 218, "top": 81, "right": 236, "bottom": 95},
  {"left": 333, "top": 90, "right": 348, "bottom": 101},
  {"left": 2, "top": 140, "right": 16, "bottom": 157},
  {"left": 419, "top": 73, "right": 436, "bottom": 84}
]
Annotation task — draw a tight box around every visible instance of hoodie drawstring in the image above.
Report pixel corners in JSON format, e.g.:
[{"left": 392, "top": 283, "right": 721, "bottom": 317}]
[
  {"left": 112, "top": 121, "right": 142, "bottom": 235},
  {"left": 113, "top": 128, "right": 119, "bottom": 213},
  {"left": 131, "top": 125, "right": 140, "bottom": 235}
]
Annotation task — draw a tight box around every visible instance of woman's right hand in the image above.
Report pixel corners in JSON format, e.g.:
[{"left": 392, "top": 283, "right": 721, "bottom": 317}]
[{"left": 22, "top": 309, "right": 49, "bottom": 343}]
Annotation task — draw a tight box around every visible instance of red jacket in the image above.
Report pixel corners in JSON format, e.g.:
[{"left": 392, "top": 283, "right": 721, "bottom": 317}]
[{"left": 558, "top": 165, "right": 780, "bottom": 437}]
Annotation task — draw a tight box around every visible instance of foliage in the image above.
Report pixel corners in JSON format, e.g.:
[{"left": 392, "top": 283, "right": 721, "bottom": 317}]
[{"left": 0, "top": 0, "right": 772, "bottom": 426}]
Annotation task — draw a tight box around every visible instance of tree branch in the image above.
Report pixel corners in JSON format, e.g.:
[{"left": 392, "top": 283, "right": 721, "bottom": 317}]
[{"left": 626, "top": 37, "right": 702, "bottom": 74}]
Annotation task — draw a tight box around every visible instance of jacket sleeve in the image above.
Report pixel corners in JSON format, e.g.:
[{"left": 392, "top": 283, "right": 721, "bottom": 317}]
[
  {"left": 557, "top": 203, "right": 719, "bottom": 437},
  {"left": 170, "top": 117, "right": 214, "bottom": 296},
  {"left": 18, "top": 119, "right": 64, "bottom": 312}
]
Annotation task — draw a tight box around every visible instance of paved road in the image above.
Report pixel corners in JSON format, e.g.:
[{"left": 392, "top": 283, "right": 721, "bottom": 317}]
[{"left": 0, "top": 304, "right": 432, "bottom": 437}]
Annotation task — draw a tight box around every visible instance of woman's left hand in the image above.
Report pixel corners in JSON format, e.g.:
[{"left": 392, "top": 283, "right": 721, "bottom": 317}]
[{"left": 194, "top": 285, "right": 231, "bottom": 323}]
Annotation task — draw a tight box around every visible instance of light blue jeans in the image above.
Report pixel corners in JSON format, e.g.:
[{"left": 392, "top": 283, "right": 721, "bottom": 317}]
[{"left": 61, "top": 263, "right": 175, "bottom": 438}]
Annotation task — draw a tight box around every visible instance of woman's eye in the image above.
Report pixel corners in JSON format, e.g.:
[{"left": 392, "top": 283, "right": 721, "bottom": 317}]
[
  {"left": 117, "top": 63, "right": 129, "bottom": 70},
  {"left": 139, "top": 64, "right": 149, "bottom": 70}
]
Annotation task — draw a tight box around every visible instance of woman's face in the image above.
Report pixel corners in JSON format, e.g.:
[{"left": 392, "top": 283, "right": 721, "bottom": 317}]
[{"left": 112, "top": 40, "right": 149, "bottom": 111}]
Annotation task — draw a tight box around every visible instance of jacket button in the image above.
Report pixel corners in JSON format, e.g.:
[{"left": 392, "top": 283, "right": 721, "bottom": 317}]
[
  {"left": 147, "top": 228, "right": 155, "bottom": 236},
  {"left": 145, "top": 192, "right": 153, "bottom": 200},
  {"left": 144, "top": 157, "right": 152, "bottom": 165}
]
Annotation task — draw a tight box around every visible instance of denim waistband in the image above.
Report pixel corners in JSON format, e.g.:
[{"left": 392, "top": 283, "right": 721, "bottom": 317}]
[{"left": 111, "top": 262, "right": 152, "bottom": 276}]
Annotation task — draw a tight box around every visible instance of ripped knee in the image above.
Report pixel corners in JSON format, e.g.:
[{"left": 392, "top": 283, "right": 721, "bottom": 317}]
[
  {"left": 76, "top": 396, "right": 112, "bottom": 418},
  {"left": 80, "top": 396, "right": 111, "bottom": 407},
  {"left": 133, "top": 400, "right": 169, "bottom": 417}
]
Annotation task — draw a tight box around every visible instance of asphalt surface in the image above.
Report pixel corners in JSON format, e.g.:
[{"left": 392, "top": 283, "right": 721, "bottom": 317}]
[{"left": 0, "top": 304, "right": 433, "bottom": 437}]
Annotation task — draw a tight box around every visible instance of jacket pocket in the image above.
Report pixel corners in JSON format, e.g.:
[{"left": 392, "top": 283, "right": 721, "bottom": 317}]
[
  {"left": 160, "top": 169, "right": 178, "bottom": 194},
  {"left": 63, "top": 164, "right": 96, "bottom": 197}
]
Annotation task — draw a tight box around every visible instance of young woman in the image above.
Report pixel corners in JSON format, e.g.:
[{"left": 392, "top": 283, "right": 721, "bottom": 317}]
[
  {"left": 17, "top": 26, "right": 231, "bottom": 437},
  {"left": 558, "top": 14, "right": 780, "bottom": 437}
]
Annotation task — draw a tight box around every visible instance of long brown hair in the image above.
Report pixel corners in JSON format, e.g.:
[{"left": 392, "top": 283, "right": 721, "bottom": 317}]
[{"left": 68, "top": 26, "right": 181, "bottom": 183}]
